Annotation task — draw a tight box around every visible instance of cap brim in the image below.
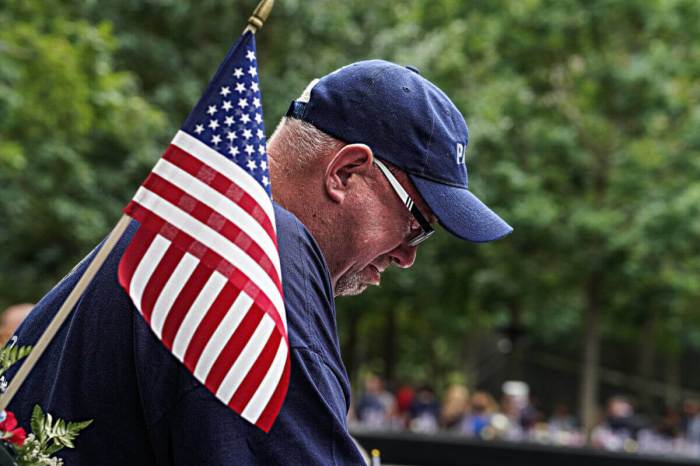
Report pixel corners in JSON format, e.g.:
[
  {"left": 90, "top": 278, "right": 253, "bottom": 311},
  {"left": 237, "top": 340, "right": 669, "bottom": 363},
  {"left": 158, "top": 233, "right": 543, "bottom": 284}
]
[{"left": 409, "top": 175, "right": 513, "bottom": 243}]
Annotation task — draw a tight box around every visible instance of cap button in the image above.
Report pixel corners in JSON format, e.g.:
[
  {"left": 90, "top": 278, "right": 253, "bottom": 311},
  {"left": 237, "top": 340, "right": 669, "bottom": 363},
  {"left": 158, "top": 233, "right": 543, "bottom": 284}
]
[{"left": 405, "top": 65, "right": 421, "bottom": 75}]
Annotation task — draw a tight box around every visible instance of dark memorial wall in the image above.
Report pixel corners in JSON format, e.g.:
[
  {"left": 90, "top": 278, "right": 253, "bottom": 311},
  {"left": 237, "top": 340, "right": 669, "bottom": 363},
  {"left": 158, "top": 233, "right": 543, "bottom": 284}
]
[{"left": 353, "top": 430, "right": 700, "bottom": 466}]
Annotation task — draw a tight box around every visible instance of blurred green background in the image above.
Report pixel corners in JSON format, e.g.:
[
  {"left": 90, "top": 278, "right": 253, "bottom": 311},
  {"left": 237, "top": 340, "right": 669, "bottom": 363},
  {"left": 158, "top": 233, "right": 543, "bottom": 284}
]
[{"left": 1, "top": 0, "right": 700, "bottom": 434}]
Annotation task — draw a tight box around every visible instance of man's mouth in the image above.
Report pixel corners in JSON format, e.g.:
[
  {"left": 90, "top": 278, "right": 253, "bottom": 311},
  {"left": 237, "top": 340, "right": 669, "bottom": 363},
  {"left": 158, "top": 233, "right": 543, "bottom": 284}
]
[{"left": 365, "top": 264, "right": 381, "bottom": 285}]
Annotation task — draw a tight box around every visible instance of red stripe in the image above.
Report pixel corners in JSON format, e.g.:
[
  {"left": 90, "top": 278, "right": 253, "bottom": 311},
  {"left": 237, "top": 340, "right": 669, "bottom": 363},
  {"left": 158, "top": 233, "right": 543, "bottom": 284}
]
[
  {"left": 163, "top": 144, "right": 277, "bottom": 243},
  {"left": 228, "top": 329, "right": 282, "bottom": 412},
  {"left": 255, "top": 356, "right": 291, "bottom": 432},
  {"left": 118, "top": 224, "right": 157, "bottom": 294},
  {"left": 159, "top": 262, "right": 212, "bottom": 349},
  {"left": 126, "top": 204, "right": 287, "bottom": 342},
  {"left": 139, "top": 243, "right": 184, "bottom": 322},
  {"left": 182, "top": 283, "right": 240, "bottom": 372},
  {"left": 141, "top": 172, "right": 282, "bottom": 293},
  {"left": 204, "top": 305, "right": 264, "bottom": 393}
]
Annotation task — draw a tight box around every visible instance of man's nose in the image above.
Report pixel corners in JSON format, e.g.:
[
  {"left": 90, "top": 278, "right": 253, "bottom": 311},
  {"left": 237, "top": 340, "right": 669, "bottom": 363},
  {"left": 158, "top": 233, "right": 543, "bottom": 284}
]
[{"left": 390, "top": 242, "right": 417, "bottom": 269}]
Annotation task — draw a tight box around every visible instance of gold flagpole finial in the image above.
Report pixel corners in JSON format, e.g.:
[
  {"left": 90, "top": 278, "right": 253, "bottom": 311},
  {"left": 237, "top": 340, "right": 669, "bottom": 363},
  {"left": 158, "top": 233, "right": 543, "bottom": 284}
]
[{"left": 244, "top": 0, "right": 275, "bottom": 34}]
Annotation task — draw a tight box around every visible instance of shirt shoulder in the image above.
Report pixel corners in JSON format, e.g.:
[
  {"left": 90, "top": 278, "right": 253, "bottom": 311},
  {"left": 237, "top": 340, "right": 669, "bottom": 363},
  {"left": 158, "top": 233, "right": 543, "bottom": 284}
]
[
  {"left": 272, "top": 203, "right": 351, "bottom": 403},
  {"left": 273, "top": 202, "right": 334, "bottom": 351}
]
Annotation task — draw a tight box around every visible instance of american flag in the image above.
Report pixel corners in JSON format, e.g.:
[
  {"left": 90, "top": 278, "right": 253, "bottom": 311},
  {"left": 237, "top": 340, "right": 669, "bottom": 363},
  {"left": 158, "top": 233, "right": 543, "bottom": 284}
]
[{"left": 117, "top": 32, "right": 289, "bottom": 432}]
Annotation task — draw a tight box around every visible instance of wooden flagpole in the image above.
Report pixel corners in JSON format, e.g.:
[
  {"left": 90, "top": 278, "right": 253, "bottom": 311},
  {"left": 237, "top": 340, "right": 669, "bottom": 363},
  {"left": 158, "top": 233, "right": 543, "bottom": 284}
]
[{"left": 0, "top": 0, "right": 275, "bottom": 412}]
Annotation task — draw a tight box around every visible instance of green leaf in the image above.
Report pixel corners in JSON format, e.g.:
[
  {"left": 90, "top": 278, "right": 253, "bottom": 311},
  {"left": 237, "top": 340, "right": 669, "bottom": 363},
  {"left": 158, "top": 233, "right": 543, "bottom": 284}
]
[
  {"left": 0, "top": 345, "right": 33, "bottom": 378},
  {"left": 30, "top": 405, "right": 44, "bottom": 444},
  {"left": 67, "top": 419, "right": 93, "bottom": 432}
]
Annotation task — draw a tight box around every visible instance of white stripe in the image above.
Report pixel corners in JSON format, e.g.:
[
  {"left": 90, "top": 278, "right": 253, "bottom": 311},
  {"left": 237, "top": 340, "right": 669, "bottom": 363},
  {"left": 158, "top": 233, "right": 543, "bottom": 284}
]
[
  {"left": 171, "top": 271, "right": 228, "bottom": 360},
  {"left": 152, "top": 158, "right": 281, "bottom": 277},
  {"left": 194, "top": 291, "right": 254, "bottom": 381},
  {"left": 150, "top": 252, "right": 199, "bottom": 337},
  {"left": 132, "top": 186, "right": 285, "bottom": 318},
  {"left": 216, "top": 313, "right": 275, "bottom": 403},
  {"left": 241, "top": 338, "right": 288, "bottom": 423},
  {"left": 171, "top": 131, "right": 276, "bottom": 229},
  {"left": 130, "top": 234, "right": 170, "bottom": 311}
]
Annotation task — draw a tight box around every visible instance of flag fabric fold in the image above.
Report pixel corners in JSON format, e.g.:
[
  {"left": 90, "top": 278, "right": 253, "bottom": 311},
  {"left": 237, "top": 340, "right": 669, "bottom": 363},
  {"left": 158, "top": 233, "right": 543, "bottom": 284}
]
[{"left": 117, "top": 32, "right": 289, "bottom": 432}]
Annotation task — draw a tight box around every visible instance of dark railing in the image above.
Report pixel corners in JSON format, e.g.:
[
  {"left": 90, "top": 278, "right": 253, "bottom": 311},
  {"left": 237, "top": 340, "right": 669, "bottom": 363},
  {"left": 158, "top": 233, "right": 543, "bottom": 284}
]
[{"left": 352, "top": 430, "right": 700, "bottom": 466}]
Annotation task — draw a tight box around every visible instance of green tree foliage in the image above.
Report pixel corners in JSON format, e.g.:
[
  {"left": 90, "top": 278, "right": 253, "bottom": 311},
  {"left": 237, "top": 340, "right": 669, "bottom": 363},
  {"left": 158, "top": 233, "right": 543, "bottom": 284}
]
[
  {"left": 0, "top": 1, "right": 167, "bottom": 304},
  {"left": 1, "top": 0, "right": 700, "bottom": 424}
]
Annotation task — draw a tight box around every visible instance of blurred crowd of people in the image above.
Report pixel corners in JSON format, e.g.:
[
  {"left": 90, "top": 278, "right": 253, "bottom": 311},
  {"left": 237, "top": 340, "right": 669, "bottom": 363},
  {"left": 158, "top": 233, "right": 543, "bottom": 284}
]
[
  {"left": 349, "top": 374, "right": 700, "bottom": 458},
  {"left": 4, "top": 302, "right": 700, "bottom": 459}
]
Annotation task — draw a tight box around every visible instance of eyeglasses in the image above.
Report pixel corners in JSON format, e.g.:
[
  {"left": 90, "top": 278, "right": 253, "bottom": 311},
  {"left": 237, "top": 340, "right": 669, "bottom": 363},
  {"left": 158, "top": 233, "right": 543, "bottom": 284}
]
[{"left": 373, "top": 159, "right": 435, "bottom": 247}]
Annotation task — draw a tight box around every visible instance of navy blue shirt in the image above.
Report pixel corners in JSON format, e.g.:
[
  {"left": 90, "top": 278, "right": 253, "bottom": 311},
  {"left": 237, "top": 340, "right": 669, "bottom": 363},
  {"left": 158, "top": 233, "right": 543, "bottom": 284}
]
[{"left": 8, "top": 204, "right": 365, "bottom": 465}]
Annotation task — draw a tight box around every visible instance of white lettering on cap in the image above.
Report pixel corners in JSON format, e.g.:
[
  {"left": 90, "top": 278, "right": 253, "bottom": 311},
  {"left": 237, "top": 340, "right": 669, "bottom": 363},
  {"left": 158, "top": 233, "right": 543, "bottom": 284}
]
[{"left": 456, "top": 143, "right": 465, "bottom": 165}]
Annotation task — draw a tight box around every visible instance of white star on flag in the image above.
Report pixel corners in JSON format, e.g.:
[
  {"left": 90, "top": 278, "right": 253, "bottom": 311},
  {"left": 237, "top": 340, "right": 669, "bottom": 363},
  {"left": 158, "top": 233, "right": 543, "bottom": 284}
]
[
  {"left": 247, "top": 159, "right": 257, "bottom": 171},
  {"left": 248, "top": 66, "right": 257, "bottom": 77},
  {"left": 220, "top": 86, "right": 231, "bottom": 97},
  {"left": 211, "top": 134, "right": 221, "bottom": 145},
  {"left": 227, "top": 131, "right": 237, "bottom": 141},
  {"left": 245, "top": 144, "right": 254, "bottom": 156},
  {"left": 194, "top": 124, "right": 204, "bottom": 135},
  {"left": 207, "top": 105, "right": 217, "bottom": 115},
  {"left": 233, "top": 67, "right": 243, "bottom": 78},
  {"left": 235, "top": 82, "right": 246, "bottom": 93},
  {"left": 243, "top": 129, "right": 253, "bottom": 140},
  {"left": 238, "top": 98, "right": 249, "bottom": 109},
  {"left": 246, "top": 50, "right": 256, "bottom": 61},
  {"left": 222, "top": 101, "right": 233, "bottom": 111},
  {"left": 240, "top": 113, "right": 251, "bottom": 124},
  {"left": 225, "top": 116, "right": 235, "bottom": 126},
  {"left": 208, "top": 119, "right": 219, "bottom": 130},
  {"left": 228, "top": 145, "right": 239, "bottom": 156}
]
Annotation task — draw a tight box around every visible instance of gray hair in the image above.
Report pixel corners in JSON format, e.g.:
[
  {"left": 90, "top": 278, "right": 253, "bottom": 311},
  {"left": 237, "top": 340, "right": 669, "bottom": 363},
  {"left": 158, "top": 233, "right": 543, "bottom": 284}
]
[{"left": 268, "top": 117, "right": 345, "bottom": 169}]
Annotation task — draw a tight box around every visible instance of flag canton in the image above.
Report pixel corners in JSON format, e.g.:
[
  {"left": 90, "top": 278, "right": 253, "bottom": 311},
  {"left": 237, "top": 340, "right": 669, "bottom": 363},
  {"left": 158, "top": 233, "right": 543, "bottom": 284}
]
[{"left": 183, "top": 33, "right": 271, "bottom": 195}]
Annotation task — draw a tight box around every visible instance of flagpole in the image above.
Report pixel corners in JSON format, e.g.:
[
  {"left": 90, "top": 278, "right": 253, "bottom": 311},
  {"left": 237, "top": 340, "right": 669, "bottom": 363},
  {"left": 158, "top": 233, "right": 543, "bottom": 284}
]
[
  {"left": 244, "top": 0, "right": 274, "bottom": 34},
  {"left": 0, "top": 0, "right": 275, "bottom": 412}
]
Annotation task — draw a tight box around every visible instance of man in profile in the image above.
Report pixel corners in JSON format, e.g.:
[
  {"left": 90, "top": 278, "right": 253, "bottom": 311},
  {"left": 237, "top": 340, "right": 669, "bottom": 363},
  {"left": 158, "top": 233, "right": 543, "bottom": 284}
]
[{"left": 9, "top": 60, "right": 511, "bottom": 464}]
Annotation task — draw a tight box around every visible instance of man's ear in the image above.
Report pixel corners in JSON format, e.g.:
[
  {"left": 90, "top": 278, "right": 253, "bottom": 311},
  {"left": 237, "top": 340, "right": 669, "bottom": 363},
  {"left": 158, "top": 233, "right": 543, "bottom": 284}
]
[{"left": 324, "top": 144, "right": 374, "bottom": 203}]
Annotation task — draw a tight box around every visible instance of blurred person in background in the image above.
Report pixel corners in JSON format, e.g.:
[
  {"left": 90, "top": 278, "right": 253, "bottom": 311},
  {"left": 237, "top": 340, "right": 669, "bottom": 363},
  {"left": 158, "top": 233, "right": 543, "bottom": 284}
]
[
  {"left": 637, "top": 406, "right": 689, "bottom": 456},
  {"left": 440, "top": 384, "right": 469, "bottom": 430},
  {"left": 499, "top": 380, "right": 530, "bottom": 440},
  {"left": 591, "top": 395, "right": 639, "bottom": 451},
  {"left": 409, "top": 385, "right": 440, "bottom": 433},
  {"left": 0, "top": 303, "right": 33, "bottom": 345},
  {"left": 459, "top": 390, "right": 498, "bottom": 438},
  {"left": 394, "top": 383, "right": 415, "bottom": 428},
  {"left": 548, "top": 401, "right": 577, "bottom": 433},
  {"left": 356, "top": 374, "right": 396, "bottom": 429},
  {"left": 682, "top": 398, "right": 700, "bottom": 446},
  {"left": 547, "top": 400, "right": 583, "bottom": 446}
]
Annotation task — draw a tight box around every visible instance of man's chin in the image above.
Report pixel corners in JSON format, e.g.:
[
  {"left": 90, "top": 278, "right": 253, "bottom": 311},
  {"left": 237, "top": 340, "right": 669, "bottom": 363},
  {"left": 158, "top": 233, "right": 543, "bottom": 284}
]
[
  {"left": 336, "top": 283, "right": 370, "bottom": 297},
  {"left": 334, "top": 272, "right": 375, "bottom": 297}
]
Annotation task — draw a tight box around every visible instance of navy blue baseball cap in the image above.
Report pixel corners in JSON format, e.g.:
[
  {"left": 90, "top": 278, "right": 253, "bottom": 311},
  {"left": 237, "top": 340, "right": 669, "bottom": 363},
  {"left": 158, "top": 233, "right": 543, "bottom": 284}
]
[{"left": 285, "top": 60, "right": 512, "bottom": 243}]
